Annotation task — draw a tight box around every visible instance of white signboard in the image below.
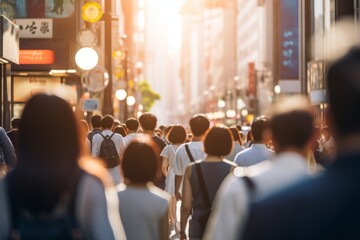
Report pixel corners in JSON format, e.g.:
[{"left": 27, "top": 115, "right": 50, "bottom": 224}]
[{"left": 15, "top": 19, "right": 53, "bottom": 38}]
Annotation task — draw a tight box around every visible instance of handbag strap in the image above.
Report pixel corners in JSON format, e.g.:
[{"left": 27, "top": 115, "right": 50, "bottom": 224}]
[{"left": 185, "top": 144, "right": 212, "bottom": 209}]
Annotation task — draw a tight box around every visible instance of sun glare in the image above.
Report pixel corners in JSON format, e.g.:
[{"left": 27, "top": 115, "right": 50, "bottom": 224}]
[{"left": 151, "top": 0, "right": 183, "bottom": 50}]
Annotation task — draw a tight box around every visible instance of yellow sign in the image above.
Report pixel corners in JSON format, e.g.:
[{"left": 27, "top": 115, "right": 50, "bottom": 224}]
[
  {"left": 114, "top": 66, "right": 125, "bottom": 79},
  {"left": 112, "top": 50, "right": 125, "bottom": 60},
  {"left": 81, "top": 2, "right": 103, "bottom": 23}
]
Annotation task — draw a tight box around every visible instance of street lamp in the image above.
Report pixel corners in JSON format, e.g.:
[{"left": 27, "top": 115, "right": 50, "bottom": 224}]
[
  {"left": 115, "top": 89, "right": 127, "bottom": 101},
  {"left": 75, "top": 47, "right": 98, "bottom": 70},
  {"left": 126, "top": 96, "right": 136, "bottom": 106}
]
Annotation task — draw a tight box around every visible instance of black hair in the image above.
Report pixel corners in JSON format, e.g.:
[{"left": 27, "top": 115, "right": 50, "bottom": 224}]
[
  {"left": 125, "top": 118, "right": 139, "bottom": 131},
  {"left": 167, "top": 125, "right": 187, "bottom": 144},
  {"left": 189, "top": 114, "right": 210, "bottom": 137},
  {"left": 139, "top": 113, "right": 157, "bottom": 131},
  {"left": 14, "top": 94, "right": 81, "bottom": 215},
  {"left": 204, "top": 127, "right": 233, "bottom": 156},
  {"left": 251, "top": 116, "right": 270, "bottom": 142},
  {"left": 90, "top": 114, "right": 102, "bottom": 129},
  {"left": 122, "top": 138, "right": 157, "bottom": 183},
  {"left": 327, "top": 47, "right": 360, "bottom": 137},
  {"left": 101, "top": 115, "right": 114, "bottom": 129}
]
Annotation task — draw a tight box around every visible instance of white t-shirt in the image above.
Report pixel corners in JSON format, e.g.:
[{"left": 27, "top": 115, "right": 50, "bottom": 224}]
[
  {"left": 123, "top": 132, "right": 140, "bottom": 147},
  {"left": 234, "top": 143, "right": 274, "bottom": 167},
  {"left": 174, "top": 141, "right": 206, "bottom": 176}
]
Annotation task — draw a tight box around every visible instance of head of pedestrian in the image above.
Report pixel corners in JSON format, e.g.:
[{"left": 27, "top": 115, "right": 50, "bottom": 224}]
[
  {"left": 139, "top": 112, "right": 157, "bottom": 132},
  {"left": 251, "top": 116, "right": 270, "bottom": 144},
  {"left": 327, "top": 47, "right": 360, "bottom": 146},
  {"left": 125, "top": 118, "right": 139, "bottom": 132},
  {"left": 91, "top": 114, "right": 102, "bottom": 129},
  {"left": 15, "top": 94, "right": 83, "bottom": 214},
  {"left": 204, "top": 126, "right": 233, "bottom": 157},
  {"left": 189, "top": 114, "right": 210, "bottom": 138},
  {"left": 122, "top": 136, "right": 158, "bottom": 185},
  {"left": 11, "top": 117, "right": 21, "bottom": 129},
  {"left": 101, "top": 115, "right": 114, "bottom": 130},
  {"left": 167, "top": 124, "right": 187, "bottom": 145},
  {"left": 268, "top": 96, "right": 316, "bottom": 154}
]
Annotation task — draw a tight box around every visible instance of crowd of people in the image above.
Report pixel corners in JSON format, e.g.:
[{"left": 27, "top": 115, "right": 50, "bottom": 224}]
[{"left": 0, "top": 47, "right": 360, "bottom": 239}]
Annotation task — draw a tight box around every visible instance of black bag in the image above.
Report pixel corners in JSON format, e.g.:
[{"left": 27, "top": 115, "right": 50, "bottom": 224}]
[
  {"left": 7, "top": 170, "right": 85, "bottom": 240},
  {"left": 99, "top": 133, "right": 120, "bottom": 168}
]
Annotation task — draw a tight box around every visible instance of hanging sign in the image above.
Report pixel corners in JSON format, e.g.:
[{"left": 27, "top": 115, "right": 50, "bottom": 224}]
[
  {"left": 15, "top": 19, "right": 53, "bottom": 39},
  {"left": 19, "top": 50, "right": 54, "bottom": 65},
  {"left": 81, "top": 2, "right": 103, "bottom": 23}
]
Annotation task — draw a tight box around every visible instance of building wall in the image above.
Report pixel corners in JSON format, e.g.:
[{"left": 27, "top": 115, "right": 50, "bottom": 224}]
[
  {"left": 180, "top": 1, "right": 237, "bottom": 124},
  {"left": 142, "top": 0, "right": 183, "bottom": 125},
  {"left": 236, "top": 0, "right": 274, "bottom": 115}
]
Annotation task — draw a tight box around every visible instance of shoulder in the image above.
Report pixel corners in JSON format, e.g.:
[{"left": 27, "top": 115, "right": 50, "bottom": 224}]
[
  {"left": 77, "top": 172, "right": 106, "bottom": 198},
  {"left": 152, "top": 136, "right": 167, "bottom": 148},
  {"left": 148, "top": 185, "right": 171, "bottom": 202},
  {"left": 234, "top": 148, "right": 251, "bottom": 161},
  {"left": 175, "top": 144, "right": 187, "bottom": 155},
  {"left": 0, "top": 127, "right": 6, "bottom": 134},
  {"left": 223, "top": 159, "right": 238, "bottom": 167}
]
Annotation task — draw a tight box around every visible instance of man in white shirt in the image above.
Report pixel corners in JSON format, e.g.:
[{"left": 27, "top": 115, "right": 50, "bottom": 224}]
[
  {"left": 234, "top": 116, "right": 274, "bottom": 166},
  {"left": 204, "top": 96, "right": 317, "bottom": 240},
  {"left": 123, "top": 118, "right": 140, "bottom": 146},
  {"left": 92, "top": 115, "right": 126, "bottom": 185},
  {"left": 174, "top": 114, "right": 210, "bottom": 200}
]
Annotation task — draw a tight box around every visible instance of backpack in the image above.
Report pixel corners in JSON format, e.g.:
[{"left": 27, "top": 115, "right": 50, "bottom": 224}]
[
  {"left": 99, "top": 133, "right": 120, "bottom": 168},
  {"left": 6, "top": 169, "right": 85, "bottom": 240}
]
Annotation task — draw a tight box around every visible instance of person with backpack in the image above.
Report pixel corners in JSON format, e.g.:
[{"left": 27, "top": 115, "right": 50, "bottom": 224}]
[
  {"left": 0, "top": 94, "right": 126, "bottom": 239},
  {"left": 92, "top": 115, "right": 126, "bottom": 186},
  {"left": 87, "top": 114, "right": 102, "bottom": 149}
]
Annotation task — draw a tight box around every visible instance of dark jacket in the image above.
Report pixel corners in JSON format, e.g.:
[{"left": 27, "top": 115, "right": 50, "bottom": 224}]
[{"left": 243, "top": 152, "right": 360, "bottom": 240}]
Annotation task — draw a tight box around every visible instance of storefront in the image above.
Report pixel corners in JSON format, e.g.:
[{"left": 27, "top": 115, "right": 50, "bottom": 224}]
[
  {"left": 3, "top": 1, "right": 82, "bottom": 121},
  {"left": 0, "top": 16, "right": 19, "bottom": 129},
  {"left": 10, "top": 41, "right": 80, "bottom": 118}
]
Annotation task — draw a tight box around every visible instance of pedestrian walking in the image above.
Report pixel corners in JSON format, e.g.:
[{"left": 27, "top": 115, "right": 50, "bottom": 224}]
[
  {"left": 180, "top": 127, "right": 237, "bottom": 240},
  {"left": 0, "top": 94, "right": 126, "bottom": 239},
  {"left": 241, "top": 46, "right": 360, "bottom": 240},
  {"left": 234, "top": 116, "right": 274, "bottom": 166},
  {"left": 92, "top": 115, "right": 126, "bottom": 186},
  {"left": 118, "top": 137, "right": 170, "bottom": 240},
  {"left": 160, "top": 124, "right": 187, "bottom": 234},
  {"left": 174, "top": 114, "right": 209, "bottom": 201}
]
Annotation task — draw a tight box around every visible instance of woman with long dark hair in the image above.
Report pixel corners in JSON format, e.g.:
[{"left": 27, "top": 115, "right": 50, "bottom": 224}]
[{"left": 0, "top": 94, "right": 126, "bottom": 239}]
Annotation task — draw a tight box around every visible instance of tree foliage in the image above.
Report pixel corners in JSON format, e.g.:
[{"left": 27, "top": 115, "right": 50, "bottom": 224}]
[{"left": 138, "top": 80, "right": 161, "bottom": 112}]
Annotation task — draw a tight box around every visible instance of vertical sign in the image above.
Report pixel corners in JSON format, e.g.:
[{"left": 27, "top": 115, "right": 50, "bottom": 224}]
[
  {"left": 248, "top": 62, "right": 255, "bottom": 95},
  {"left": 279, "top": 0, "right": 299, "bottom": 80}
]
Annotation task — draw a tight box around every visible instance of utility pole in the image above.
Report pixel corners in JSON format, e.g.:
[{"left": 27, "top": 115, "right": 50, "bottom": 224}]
[{"left": 102, "top": 0, "right": 114, "bottom": 115}]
